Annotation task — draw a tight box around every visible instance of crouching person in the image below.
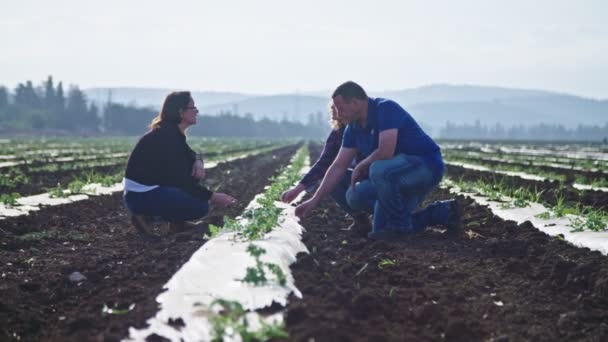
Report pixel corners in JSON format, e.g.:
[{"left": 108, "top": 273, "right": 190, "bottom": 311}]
[
  {"left": 123, "top": 91, "right": 236, "bottom": 240},
  {"left": 295, "top": 81, "right": 462, "bottom": 240},
  {"left": 280, "top": 104, "right": 371, "bottom": 236}
]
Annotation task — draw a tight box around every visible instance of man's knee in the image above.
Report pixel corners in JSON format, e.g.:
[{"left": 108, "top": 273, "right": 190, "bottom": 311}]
[{"left": 369, "top": 159, "right": 391, "bottom": 184}]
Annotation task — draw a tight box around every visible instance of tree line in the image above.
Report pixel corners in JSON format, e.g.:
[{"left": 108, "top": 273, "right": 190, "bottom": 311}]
[
  {"left": 0, "top": 76, "right": 330, "bottom": 138},
  {"left": 438, "top": 120, "right": 608, "bottom": 142},
  {"left": 0, "top": 77, "right": 99, "bottom": 133}
]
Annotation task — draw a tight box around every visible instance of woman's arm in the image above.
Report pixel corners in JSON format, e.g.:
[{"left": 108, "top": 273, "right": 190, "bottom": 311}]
[{"left": 299, "top": 128, "right": 343, "bottom": 188}]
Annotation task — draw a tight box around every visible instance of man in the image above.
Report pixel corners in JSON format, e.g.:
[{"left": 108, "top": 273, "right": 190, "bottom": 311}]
[{"left": 295, "top": 81, "right": 461, "bottom": 240}]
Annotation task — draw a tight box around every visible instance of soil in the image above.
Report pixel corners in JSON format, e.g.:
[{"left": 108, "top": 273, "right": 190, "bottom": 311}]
[
  {"left": 446, "top": 164, "right": 608, "bottom": 212},
  {"left": 0, "top": 144, "right": 299, "bottom": 342},
  {"left": 280, "top": 145, "right": 608, "bottom": 342}
]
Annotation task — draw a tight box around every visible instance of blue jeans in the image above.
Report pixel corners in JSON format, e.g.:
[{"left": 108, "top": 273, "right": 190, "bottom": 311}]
[
  {"left": 330, "top": 169, "right": 357, "bottom": 215},
  {"left": 123, "top": 186, "right": 209, "bottom": 222},
  {"left": 345, "top": 154, "right": 451, "bottom": 232}
]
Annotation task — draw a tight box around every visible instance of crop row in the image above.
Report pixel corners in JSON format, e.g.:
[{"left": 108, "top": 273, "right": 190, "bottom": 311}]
[
  {"left": 444, "top": 156, "right": 608, "bottom": 189},
  {"left": 443, "top": 176, "right": 608, "bottom": 233},
  {"left": 129, "top": 144, "right": 309, "bottom": 341},
  {"left": 0, "top": 143, "right": 292, "bottom": 206}
]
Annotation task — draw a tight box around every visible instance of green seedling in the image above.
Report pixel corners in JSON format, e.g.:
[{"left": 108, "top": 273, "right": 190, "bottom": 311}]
[
  {"left": 209, "top": 299, "right": 288, "bottom": 342},
  {"left": 378, "top": 259, "right": 397, "bottom": 269},
  {"left": 48, "top": 183, "right": 68, "bottom": 198},
  {"left": 535, "top": 211, "right": 552, "bottom": 220},
  {"left": 0, "top": 192, "right": 21, "bottom": 206},
  {"left": 569, "top": 208, "right": 608, "bottom": 232},
  {"left": 240, "top": 244, "right": 287, "bottom": 286}
]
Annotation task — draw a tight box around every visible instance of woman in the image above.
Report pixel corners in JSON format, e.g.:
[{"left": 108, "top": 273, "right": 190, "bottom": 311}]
[
  {"left": 280, "top": 104, "right": 370, "bottom": 235},
  {"left": 123, "top": 91, "right": 236, "bottom": 240}
]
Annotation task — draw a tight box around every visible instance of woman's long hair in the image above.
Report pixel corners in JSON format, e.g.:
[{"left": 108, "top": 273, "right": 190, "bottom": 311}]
[
  {"left": 149, "top": 91, "right": 192, "bottom": 129},
  {"left": 329, "top": 103, "right": 345, "bottom": 131}
]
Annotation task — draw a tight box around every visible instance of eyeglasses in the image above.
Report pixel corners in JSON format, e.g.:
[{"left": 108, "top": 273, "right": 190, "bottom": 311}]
[{"left": 186, "top": 106, "right": 198, "bottom": 110}]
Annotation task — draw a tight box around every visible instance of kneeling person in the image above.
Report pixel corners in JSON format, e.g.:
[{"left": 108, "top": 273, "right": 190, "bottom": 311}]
[
  {"left": 123, "top": 91, "right": 236, "bottom": 240},
  {"left": 295, "top": 81, "right": 461, "bottom": 239}
]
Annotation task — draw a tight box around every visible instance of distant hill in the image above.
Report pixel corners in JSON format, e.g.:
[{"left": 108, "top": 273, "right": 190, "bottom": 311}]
[
  {"left": 84, "top": 87, "right": 255, "bottom": 109},
  {"left": 84, "top": 85, "right": 608, "bottom": 134},
  {"left": 200, "top": 94, "right": 330, "bottom": 122}
]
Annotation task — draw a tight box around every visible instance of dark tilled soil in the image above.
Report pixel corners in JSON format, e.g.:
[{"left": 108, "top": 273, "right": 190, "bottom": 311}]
[
  {"left": 281, "top": 146, "right": 608, "bottom": 342},
  {"left": 447, "top": 164, "right": 608, "bottom": 212},
  {"left": 0, "top": 144, "right": 299, "bottom": 342}
]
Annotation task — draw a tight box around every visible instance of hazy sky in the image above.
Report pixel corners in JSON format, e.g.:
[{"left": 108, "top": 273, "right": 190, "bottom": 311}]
[{"left": 1, "top": 0, "right": 607, "bottom": 98}]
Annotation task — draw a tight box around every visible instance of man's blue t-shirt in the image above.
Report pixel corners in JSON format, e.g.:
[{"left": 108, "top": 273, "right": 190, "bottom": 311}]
[{"left": 342, "top": 97, "right": 442, "bottom": 168}]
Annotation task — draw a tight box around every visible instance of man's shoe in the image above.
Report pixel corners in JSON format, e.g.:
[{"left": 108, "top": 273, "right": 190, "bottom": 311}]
[
  {"left": 348, "top": 213, "right": 372, "bottom": 237},
  {"left": 131, "top": 215, "right": 160, "bottom": 242},
  {"left": 446, "top": 198, "right": 464, "bottom": 234}
]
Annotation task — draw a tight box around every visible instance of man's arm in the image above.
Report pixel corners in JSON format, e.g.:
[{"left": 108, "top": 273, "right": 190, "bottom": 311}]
[
  {"left": 295, "top": 147, "right": 356, "bottom": 217},
  {"left": 350, "top": 129, "right": 397, "bottom": 186}
]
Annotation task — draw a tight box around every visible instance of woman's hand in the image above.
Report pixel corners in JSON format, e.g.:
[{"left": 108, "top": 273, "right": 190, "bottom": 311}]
[
  {"left": 211, "top": 192, "right": 237, "bottom": 208},
  {"left": 192, "top": 159, "right": 206, "bottom": 180},
  {"left": 280, "top": 183, "right": 305, "bottom": 203}
]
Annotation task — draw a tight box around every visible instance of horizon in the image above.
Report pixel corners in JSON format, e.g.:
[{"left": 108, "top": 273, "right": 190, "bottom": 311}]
[{"left": 78, "top": 82, "right": 606, "bottom": 101}]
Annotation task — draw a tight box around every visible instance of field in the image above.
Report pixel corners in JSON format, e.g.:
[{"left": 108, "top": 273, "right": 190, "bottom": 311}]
[{"left": 1, "top": 138, "right": 607, "bottom": 341}]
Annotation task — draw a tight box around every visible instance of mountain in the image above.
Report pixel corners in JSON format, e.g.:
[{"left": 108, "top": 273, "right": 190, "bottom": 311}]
[
  {"left": 83, "top": 87, "right": 255, "bottom": 109},
  {"left": 84, "top": 85, "right": 608, "bottom": 134},
  {"left": 200, "top": 94, "right": 330, "bottom": 123}
]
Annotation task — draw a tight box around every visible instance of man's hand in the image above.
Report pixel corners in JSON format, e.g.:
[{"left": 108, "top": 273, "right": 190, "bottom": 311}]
[
  {"left": 192, "top": 160, "right": 206, "bottom": 180},
  {"left": 280, "top": 183, "right": 305, "bottom": 203},
  {"left": 350, "top": 162, "right": 369, "bottom": 190},
  {"left": 295, "top": 198, "right": 319, "bottom": 218},
  {"left": 211, "top": 192, "right": 237, "bottom": 208}
]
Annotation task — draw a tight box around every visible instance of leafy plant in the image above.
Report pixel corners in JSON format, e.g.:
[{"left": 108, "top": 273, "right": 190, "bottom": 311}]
[
  {"left": 67, "top": 180, "right": 87, "bottom": 194},
  {"left": 569, "top": 208, "right": 608, "bottom": 232},
  {"left": 378, "top": 259, "right": 396, "bottom": 269},
  {"left": 209, "top": 299, "right": 288, "bottom": 342},
  {"left": 239, "top": 244, "right": 287, "bottom": 286},
  {"left": 215, "top": 145, "right": 308, "bottom": 241},
  {"left": 0, "top": 192, "right": 21, "bottom": 206},
  {"left": 48, "top": 183, "right": 68, "bottom": 198}
]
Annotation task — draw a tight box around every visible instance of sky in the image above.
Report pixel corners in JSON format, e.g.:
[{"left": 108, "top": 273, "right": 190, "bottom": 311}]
[{"left": 1, "top": 0, "right": 607, "bottom": 99}]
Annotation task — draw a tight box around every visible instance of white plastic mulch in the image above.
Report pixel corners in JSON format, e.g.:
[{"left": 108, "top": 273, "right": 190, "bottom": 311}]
[
  {"left": 445, "top": 161, "right": 608, "bottom": 193},
  {"left": 125, "top": 156, "right": 311, "bottom": 341},
  {"left": 443, "top": 180, "right": 608, "bottom": 255}
]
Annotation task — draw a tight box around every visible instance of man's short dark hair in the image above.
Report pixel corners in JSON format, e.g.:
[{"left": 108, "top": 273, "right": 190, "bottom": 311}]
[{"left": 332, "top": 81, "right": 368, "bottom": 101}]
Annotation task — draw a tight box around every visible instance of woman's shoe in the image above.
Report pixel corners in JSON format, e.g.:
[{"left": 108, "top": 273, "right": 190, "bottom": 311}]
[{"left": 131, "top": 215, "right": 160, "bottom": 242}]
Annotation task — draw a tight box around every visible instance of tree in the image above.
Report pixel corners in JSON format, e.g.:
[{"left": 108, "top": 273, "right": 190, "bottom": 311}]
[
  {"left": 13, "top": 83, "right": 31, "bottom": 107},
  {"left": 43, "top": 76, "right": 55, "bottom": 109},
  {"left": 62, "top": 86, "right": 89, "bottom": 130},
  {"left": 0, "top": 86, "right": 8, "bottom": 108}
]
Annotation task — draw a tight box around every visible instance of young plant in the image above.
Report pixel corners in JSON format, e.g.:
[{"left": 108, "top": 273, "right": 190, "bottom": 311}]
[
  {"left": 48, "top": 183, "right": 68, "bottom": 198},
  {"left": 569, "top": 208, "right": 608, "bottom": 232},
  {"left": 378, "top": 258, "right": 397, "bottom": 269},
  {"left": 0, "top": 192, "right": 21, "bottom": 206},
  {"left": 209, "top": 299, "right": 288, "bottom": 342},
  {"left": 239, "top": 244, "right": 287, "bottom": 286}
]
